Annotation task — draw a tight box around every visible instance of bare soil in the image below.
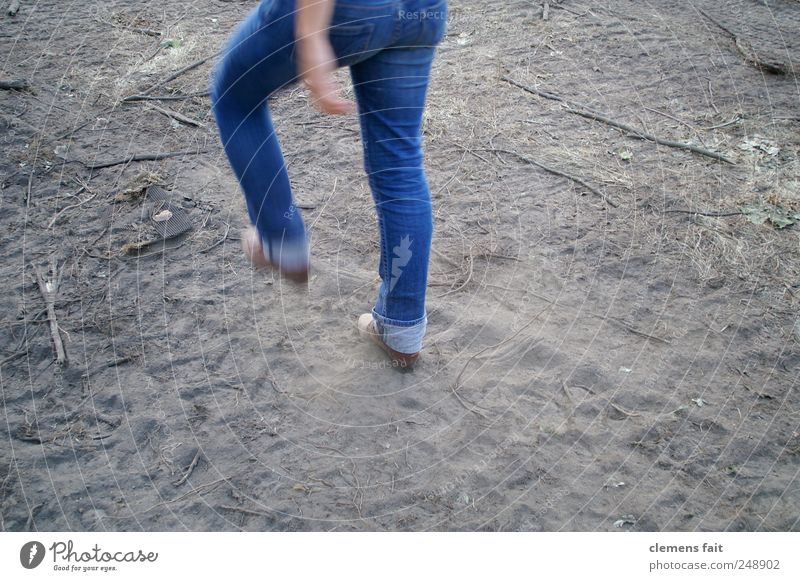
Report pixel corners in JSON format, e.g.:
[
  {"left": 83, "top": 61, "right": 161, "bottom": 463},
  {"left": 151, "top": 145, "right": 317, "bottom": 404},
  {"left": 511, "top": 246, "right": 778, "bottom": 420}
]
[{"left": 1, "top": 0, "right": 798, "bottom": 531}]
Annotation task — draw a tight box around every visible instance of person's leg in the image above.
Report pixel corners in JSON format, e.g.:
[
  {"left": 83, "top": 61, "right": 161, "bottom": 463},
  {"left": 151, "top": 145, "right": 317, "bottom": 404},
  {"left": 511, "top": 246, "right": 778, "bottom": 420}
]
[
  {"left": 350, "top": 42, "right": 440, "bottom": 355},
  {"left": 210, "top": 0, "right": 309, "bottom": 273}
]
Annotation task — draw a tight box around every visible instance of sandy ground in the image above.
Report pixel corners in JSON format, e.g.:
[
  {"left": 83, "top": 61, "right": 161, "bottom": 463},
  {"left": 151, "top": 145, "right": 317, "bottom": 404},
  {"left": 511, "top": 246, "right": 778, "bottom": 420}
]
[{"left": 1, "top": 0, "right": 799, "bottom": 531}]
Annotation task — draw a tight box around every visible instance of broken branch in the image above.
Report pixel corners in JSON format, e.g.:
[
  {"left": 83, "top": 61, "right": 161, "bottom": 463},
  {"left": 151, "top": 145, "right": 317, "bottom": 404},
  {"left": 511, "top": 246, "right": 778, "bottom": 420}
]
[
  {"left": 78, "top": 149, "right": 209, "bottom": 170},
  {"left": 34, "top": 265, "right": 67, "bottom": 366},
  {"left": 502, "top": 76, "right": 735, "bottom": 164},
  {"left": 476, "top": 146, "right": 618, "bottom": 207},
  {"left": 124, "top": 54, "right": 217, "bottom": 101},
  {"left": 149, "top": 103, "right": 205, "bottom": 127},
  {"left": 697, "top": 8, "right": 789, "bottom": 75}
]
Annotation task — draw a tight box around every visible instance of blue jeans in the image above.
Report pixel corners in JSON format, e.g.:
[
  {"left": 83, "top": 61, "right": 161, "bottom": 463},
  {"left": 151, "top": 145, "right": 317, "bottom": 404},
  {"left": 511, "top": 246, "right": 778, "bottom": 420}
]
[{"left": 210, "top": 0, "right": 447, "bottom": 354}]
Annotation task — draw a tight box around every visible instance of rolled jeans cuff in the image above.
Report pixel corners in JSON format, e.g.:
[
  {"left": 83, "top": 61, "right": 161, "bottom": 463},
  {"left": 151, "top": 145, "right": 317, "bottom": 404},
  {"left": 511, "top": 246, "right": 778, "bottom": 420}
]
[{"left": 371, "top": 310, "right": 427, "bottom": 354}]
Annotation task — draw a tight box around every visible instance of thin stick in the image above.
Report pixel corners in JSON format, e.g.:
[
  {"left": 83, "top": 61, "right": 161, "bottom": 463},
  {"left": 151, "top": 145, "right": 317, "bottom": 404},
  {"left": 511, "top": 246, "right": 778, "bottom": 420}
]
[
  {"left": 144, "top": 477, "right": 225, "bottom": 512},
  {"left": 502, "top": 75, "right": 574, "bottom": 106},
  {"left": 565, "top": 105, "right": 735, "bottom": 164},
  {"left": 662, "top": 209, "right": 743, "bottom": 218},
  {"left": 219, "top": 505, "right": 272, "bottom": 518},
  {"left": 501, "top": 76, "right": 735, "bottom": 164},
  {"left": 450, "top": 383, "right": 490, "bottom": 420},
  {"left": 79, "top": 149, "right": 208, "bottom": 170},
  {"left": 620, "top": 325, "right": 670, "bottom": 344},
  {"left": 132, "top": 27, "right": 160, "bottom": 37},
  {"left": 696, "top": 7, "right": 737, "bottom": 37},
  {"left": 563, "top": 381, "right": 642, "bottom": 418},
  {"left": 123, "top": 91, "right": 209, "bottom": 102},
  {"left": 542, "top": 1, "right": 550, "bottom": 20},
  {"left": 34, "top": 267, "right": 67, "bottom": 365},
  {"left": 437, "top": 251, "right": 474, "bottom": 298},
  {"left": 455, "top": 317, "right": 541, "bottom": 390},
  {"left": 609, "top": 402, "right": 641, "bottom": 418},
  {"left": 173, "top": 449, "right": 202, "bottom": 486},
  {"left": 477, "top": 147, "right": 618, "bottom": 207},
  {"left": 701, "top": 114, "right": 742, "bottom": 131},
  {"left": 198, "top": 222, "right": 231, "bottom": 254},
  {"left": 452, "top": 313, "right": 548, "bottom": 418},
  {"left": 46, "top": 105, "right": 116, "bottom": 145},
  {"left": 551, "top": 3, "right": 589, "bottom": 17},
  {"left": 125, "top": 54, "right": 217, "bottom": 100},
  {"left": 47, "top": 190, "right": 97, "bottom": 228},
  {"left": 560, "top": 379, "right": 575, "bottom": 408},
  {"left": 432, "top": 247, "right": 461, "bottom": 269},
  {"left": 484, "top": 284, "right": 671, "bottom": 344},
  {"left": 99, "top": 17, "right": 161, "bottom": 38},
  {"left": 706, "top": 79, "right": 719, "bottom": 115},
  {"left": 697, "top": 8, "right": 788, "bottom": 75},
  {"left": 25, "top": 169, "right": 33, "bottom": 208},
  {"left": 0, "top": 473, "right": 9, "bottom": 530},
  {"left": 149, "top": 103, "right": 205, "bottom": 127},
  {"left": 642, "top": 106, "right": 697, "bottom": 132},
  {"left": 449, "top": 140, "right": 494, "bottom": 165},
  {"left": 25, "top": 503, "right": 43, "bottom": 532}
]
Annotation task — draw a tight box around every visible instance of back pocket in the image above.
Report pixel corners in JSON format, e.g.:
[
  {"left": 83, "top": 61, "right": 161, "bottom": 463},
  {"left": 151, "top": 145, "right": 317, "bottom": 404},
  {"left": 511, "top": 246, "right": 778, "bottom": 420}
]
[{"left": 328, "top": 22, "right": 376, "bottom": 66}]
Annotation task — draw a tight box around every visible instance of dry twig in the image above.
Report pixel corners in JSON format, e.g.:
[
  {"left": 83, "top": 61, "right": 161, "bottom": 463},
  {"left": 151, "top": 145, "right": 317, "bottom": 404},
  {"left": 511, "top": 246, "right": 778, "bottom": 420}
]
[
  {"left": 484, "top": 284, "right": 671, "bottom": 344},
  {"left": 697, "top": 8, "right": 789, "bottom": 75},
  {"left": 47, "top": 181, "right": 97, "bottom": 228},
  {"left": 219, "top": 505, "right": 273, "bottom": 518},
  {"left": 452, "top": 312, "right": 548, "bottom": 418},
  {"left": 144, "top": 478, "right": 226, "bottom": 512},
  {"left": 149, "top": 103, "right": 205, "bottom": 128},
  {"left": 501, "top": 76, "right": 735, "bottom": 164},
  {"left": 34, "top": 263, "right": 67, "bottom": 366},
  {"left": 124, "top": 54, "right": 217, "bottom": 101},
  {"left": 79, "top": 149, "right": 208, "bottom": 171},
  {"left": 477, "top": 146, "right": 618, "bottom": 207},
  {"left": 173, "top": 449, "right": 202, "bottom": 487},
  {"left": 662, "top": 209, "right": 743, "bottom": 218},
  {"left": 123, "top": 91, "right": 209, "bottom": 102}
]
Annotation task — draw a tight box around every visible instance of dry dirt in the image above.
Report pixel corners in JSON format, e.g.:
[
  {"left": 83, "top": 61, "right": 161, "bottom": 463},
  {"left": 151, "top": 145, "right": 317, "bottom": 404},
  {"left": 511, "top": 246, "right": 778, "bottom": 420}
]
[{"left": 1, "top": 0, "right": 799, "bottom": 531}]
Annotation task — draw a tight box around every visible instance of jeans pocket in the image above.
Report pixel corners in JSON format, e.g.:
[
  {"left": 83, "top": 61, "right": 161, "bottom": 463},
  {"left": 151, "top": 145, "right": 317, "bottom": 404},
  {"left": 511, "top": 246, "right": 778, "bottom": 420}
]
[{"left": 328, "top": 22, "right": 376, "bottom": 66}]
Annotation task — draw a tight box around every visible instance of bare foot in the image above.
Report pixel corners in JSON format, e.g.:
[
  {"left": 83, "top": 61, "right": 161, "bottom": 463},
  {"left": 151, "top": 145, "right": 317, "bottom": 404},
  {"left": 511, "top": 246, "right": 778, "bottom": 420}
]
[{"left": 241, "top": 227, "right": 309, "bottom": 284}]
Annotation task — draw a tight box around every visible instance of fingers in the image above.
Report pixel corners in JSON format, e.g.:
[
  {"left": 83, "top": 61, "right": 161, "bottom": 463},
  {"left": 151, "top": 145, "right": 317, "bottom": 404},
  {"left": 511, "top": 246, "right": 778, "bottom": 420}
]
[
  {"left": 318, "top": 95, "right": 355, "bottom": 115},
  {"left": 296, "top": 38, "right": 355, "bottom": 115},
  {"left": 305, "top": 74, "right": 355, "bottom": 115},
  {"left": 314, "top": 91, "right": 355, "bottom": 115}
]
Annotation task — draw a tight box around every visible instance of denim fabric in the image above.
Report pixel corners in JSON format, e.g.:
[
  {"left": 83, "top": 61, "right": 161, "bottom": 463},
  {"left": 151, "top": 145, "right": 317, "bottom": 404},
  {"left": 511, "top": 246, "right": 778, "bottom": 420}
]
[{"left": 210, "top": 0, "right": 448, "bottom": 354}]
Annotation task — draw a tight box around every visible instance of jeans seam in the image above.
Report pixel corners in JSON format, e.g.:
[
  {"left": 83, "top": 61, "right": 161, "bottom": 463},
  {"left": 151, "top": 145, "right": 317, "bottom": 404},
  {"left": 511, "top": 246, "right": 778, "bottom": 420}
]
[
  {"left": 373, "top": 310, "right": 427, "bottom": 327},
  {"left": 390, "top": 0, "right": 404, "bottom": 43},
  {"left": 378, "top": 203, "right": 390, "bottom": 312}
]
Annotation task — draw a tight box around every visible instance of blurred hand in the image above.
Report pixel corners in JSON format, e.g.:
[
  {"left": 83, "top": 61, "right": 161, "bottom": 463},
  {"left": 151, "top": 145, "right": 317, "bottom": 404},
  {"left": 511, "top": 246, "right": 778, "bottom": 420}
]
[{"left": 297, "top": 36, "right": 354, "bottom": 115}]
